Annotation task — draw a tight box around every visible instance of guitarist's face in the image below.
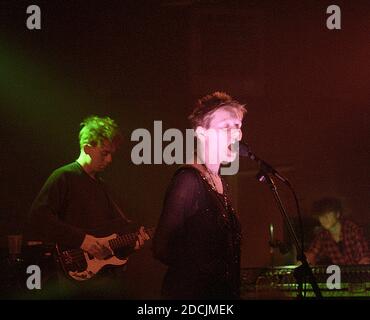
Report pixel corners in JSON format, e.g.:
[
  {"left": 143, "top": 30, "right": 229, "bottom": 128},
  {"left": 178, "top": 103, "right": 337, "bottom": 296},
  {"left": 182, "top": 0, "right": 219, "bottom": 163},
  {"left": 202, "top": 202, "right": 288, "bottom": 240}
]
[{"left": 86, "top": 140, "right": 116, "bottom": 173}]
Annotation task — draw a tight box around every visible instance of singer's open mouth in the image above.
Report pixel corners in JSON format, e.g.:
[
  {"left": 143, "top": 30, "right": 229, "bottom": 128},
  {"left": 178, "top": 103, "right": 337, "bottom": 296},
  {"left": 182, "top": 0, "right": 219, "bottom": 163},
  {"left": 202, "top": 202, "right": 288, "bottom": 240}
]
[{"left": 228, "top": 141, "right": 238, "bottom": 152}]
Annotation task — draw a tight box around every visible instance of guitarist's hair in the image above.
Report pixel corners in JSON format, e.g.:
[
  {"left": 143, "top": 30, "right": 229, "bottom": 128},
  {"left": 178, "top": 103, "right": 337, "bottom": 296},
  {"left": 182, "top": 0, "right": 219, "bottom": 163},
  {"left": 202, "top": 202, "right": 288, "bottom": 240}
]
[{"left": 79, "top": 115, "right": 123, "bottom": 149}]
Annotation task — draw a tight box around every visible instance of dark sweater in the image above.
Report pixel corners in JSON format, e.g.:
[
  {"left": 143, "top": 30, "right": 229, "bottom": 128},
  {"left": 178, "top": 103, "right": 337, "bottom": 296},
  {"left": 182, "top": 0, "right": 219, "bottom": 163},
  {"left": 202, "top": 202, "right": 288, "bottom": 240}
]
[{"left": 29, "top": 162, "right": 129, "bottom": 248}]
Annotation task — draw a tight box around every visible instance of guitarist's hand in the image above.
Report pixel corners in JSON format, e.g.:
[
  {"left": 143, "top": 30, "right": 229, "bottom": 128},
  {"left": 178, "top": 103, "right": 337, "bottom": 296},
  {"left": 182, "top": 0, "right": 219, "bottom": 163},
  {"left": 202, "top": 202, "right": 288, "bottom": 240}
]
[
  {"left": 80, "top": 234, "right": 113, "bottom": 260},
  {"left": 134, "top": 226, "right": 150, "bottom": 250}
]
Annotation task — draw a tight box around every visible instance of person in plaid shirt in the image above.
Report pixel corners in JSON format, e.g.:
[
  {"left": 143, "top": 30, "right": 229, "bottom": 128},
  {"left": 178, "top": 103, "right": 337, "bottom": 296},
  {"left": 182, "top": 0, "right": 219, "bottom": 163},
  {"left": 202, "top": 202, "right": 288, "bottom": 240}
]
[{"left": 306, "top": 197, "right": 370, "bottom": 265}]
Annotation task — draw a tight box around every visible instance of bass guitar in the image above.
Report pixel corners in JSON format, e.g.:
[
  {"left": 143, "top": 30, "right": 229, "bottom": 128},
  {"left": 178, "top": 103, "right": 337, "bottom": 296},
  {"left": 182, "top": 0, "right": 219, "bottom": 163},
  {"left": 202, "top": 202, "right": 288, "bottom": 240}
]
[{"left": 55, "top": 227, "right": 154, "bottom": 281}]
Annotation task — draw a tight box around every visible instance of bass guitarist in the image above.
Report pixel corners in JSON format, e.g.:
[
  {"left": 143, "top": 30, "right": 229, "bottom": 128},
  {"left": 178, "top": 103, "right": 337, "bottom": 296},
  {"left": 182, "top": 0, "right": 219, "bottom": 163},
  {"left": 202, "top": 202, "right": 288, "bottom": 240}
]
[{"left": 28, "top": 115, "right": 149, "bottom": 299}]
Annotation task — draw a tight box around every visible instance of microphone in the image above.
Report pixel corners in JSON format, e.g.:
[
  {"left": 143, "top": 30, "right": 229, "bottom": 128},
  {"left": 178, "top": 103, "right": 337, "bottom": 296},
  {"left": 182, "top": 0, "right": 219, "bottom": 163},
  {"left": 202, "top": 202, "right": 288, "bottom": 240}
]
[{"left": 238, "top": 142, "right": 290, "bottom": 185}]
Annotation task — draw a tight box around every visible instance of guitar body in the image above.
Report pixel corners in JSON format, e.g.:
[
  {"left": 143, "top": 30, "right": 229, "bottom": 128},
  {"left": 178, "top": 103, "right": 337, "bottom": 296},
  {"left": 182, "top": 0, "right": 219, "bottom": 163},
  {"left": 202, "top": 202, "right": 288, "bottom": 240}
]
[{"left": 82, "top": 254, "right": 128, "bottom": 275}]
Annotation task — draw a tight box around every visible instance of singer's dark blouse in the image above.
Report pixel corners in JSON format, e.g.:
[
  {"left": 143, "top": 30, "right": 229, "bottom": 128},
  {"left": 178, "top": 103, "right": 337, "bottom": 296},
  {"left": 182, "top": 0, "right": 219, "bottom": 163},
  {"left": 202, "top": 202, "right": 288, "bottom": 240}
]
[{"left": 152, "top": 166, "right": 241, "bottom": 299}]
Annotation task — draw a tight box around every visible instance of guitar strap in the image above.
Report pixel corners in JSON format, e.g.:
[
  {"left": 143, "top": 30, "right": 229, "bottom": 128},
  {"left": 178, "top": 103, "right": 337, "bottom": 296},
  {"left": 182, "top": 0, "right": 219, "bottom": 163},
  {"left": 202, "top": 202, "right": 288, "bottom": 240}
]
[
  {"left": 99, "top": 180, "right": 131, "bottom": 224},
  {"left": 107, "top": 192, "right": 132, "bottom": 224}
]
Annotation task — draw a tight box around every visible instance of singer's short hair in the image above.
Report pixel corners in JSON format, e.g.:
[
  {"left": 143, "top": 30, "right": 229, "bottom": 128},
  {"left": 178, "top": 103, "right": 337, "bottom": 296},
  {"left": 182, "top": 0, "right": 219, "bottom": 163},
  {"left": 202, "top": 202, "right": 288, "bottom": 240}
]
[
  {"left": 79, "top": 115, "right": 123, "bottom": 149},
  {"left": 311, "top": 197, "right": 343, "bottom": 218},
  {"left": 188, "top": 91, "right": 247, "bottom": 129}
]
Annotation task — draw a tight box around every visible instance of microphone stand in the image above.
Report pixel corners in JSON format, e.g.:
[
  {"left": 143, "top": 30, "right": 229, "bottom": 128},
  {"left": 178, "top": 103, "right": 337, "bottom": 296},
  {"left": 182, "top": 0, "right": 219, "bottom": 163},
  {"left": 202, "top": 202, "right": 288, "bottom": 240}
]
[{"left": 255, "top": 168, "right": 322, "bottom": 299}]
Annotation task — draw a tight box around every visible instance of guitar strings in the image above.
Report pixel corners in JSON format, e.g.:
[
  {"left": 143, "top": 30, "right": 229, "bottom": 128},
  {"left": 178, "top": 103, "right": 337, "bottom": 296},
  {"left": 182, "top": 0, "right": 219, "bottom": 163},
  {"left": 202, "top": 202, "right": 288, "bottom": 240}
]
[{"left": 109, "top": 228, "right": 154, "bottom": 251}]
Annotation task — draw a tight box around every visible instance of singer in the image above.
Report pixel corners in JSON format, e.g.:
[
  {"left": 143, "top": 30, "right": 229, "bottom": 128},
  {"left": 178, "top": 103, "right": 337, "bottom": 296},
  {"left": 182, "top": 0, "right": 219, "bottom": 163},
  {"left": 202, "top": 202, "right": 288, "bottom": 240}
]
[{"left": 152, "top": 92, "right": 247, "bottom": 299}]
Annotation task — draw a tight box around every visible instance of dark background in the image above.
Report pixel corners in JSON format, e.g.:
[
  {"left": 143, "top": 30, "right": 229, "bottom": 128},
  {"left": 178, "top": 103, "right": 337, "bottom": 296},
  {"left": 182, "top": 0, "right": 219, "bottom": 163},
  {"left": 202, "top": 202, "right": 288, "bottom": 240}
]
[{"left": 0, "top": 0, "right": 369, "bottom": 298}]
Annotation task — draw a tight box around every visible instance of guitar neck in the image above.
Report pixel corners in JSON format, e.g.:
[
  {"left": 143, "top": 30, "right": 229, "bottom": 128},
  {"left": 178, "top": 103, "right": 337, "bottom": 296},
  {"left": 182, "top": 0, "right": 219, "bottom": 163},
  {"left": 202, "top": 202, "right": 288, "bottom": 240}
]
[
  {"left": 109, "top": 233, "right": 137, "bottom": 251},
  {"left": 108, "top": 228, "right": 154, "bottom": 252}
]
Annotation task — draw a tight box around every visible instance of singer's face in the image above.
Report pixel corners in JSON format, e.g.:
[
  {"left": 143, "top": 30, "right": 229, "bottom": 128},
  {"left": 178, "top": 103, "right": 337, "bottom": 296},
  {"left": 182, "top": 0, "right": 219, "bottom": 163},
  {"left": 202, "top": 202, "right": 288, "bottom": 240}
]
[{"left": 203, "top": 107, "right": 243, "bottom": 164}]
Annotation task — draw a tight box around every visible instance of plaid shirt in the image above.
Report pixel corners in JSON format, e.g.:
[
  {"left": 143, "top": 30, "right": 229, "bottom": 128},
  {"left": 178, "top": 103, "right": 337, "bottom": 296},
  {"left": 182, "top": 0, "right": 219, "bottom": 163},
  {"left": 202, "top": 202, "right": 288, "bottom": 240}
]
[{"left": 307, "top": 219, "right": 369, "bottom": 265}]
